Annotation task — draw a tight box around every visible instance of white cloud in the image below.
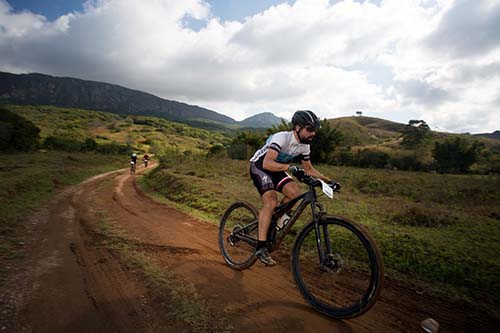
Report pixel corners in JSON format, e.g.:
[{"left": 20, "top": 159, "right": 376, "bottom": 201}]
[{"left": 0, "top": 0, "right": 499, "bottom": 133}]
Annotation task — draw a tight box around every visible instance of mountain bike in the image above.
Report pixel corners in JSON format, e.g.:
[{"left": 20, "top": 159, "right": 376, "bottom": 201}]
[
  {"left": 218, "top": 171, "right": 384, "bottom": 319},
  {"left": 130, "top": 161, "right": 136, "bottom": 174}
]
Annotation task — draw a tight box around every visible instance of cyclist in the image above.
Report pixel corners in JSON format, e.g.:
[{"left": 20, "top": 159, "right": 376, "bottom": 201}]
[
  {"left": 143, "top": 153, "right": 149, "bottom": 167},
  {"left": 249, "top": 110, "right": 333, "bottom": 266},
  {"left": 130, "top": 152, "right": 137, "bottom": 171}
]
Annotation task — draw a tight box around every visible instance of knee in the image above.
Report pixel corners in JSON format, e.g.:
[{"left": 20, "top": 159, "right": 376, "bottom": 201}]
[
  {"left": 284, "top": 183, "right": 301, "bottom": 199},
  {"left": 263, "top": 197, "right": 278, "bottom": 210}
]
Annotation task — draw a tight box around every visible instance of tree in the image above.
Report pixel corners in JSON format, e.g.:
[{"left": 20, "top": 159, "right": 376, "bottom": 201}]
[
  {"left": 0, "top": 108, "right": 40, "bottom": 151},
  {"left": 401, "top": 120, "right": 430, "bottom": 148},
  {"left": 310, "top": 120, "right": 343, "bottom": 164},
  {"left": 432, "top": 137, "right": 482, "bottom": 173},
  {"left": 267, "top": 119, "right": 343, "bottom": 164},
  {"left": 227, "top": 130, "right": 265, "bottom": 160},
  {"left": 266, "top": 119, "right": 292, "bottom": 136}
]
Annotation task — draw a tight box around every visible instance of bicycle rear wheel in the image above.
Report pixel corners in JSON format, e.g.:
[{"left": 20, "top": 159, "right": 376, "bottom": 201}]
[
  {"left": 291, "top": 216, "right": 384, "bottom": 319},
  {"left": 218, "top": 201, "right": 259, "bottom": 270}
]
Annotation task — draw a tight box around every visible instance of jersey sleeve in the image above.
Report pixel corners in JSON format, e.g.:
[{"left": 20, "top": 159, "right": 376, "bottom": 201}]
[
  {"left": 301, "top": 145, "right": 311, "bottom": 161},
  {"left": 269, "top": 132, "right": 288, "bottom": 153}
]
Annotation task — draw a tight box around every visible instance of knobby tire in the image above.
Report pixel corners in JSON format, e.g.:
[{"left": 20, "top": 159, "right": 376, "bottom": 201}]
[
  {"left": 291, "top": 216, "right": 384, "bottom": 319},
  {"left": 218, "top": 201, "right": 259, "bottom": 270}
]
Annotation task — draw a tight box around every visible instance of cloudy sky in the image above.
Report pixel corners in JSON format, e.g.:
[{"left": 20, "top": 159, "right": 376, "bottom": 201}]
[{"left": 1, "top": 0, "right": 499, "bottom": 133}]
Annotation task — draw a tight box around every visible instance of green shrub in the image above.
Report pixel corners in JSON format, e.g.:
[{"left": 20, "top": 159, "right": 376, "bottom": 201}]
[
  {"left": 433, "top": 138, "right": 482, "bottom": 173},
  {"left": 354, "top": 177, "right": 392, "bottom": 195},
  {"left": 83, "top": 138, "right": 98, "bottom": 151},
  {"left": 391, "top": 206, "right": 458, "bottom": 227},
  {"left": 43, "top": 136, "right": 129, "bottom": 154},
  {"left": 206, "top": 144, "right": 226, "bottom": 158},
  {"left": 335, "top": 146, "right": 354, "bottom": 166},
  {"left": 228, "top": 131, "right": 264, "bottom": 160},
  {"left": 389, "top": 154, "right": 423, "bottom": 171},
  {"left": 43, "top": 135, "right": 83, "bottom": 151},
  {"left": 95, "top": 142, "right": 131, "bottom": 154},
  {"left": 0, "top": 108, "right": 40, "bottom": 151},
  {"left": 227, "top": 142, "right": 252, "bottom": 160},
  {"left": 358, "top": 149, "right": 389, "bottom": 168}
]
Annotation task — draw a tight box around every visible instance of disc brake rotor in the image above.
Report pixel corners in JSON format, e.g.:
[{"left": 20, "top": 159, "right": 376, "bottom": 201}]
[{"left": 323, "top": 253, "right": 343, "bottom": 273}]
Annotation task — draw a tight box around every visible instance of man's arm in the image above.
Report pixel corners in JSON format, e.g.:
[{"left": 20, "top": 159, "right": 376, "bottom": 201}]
[
  {"left": 262, "top": 149, "right": 289, "bottom": 172},
  {"left": 301, "top": 160, "right": 331, "bottom": 182}
]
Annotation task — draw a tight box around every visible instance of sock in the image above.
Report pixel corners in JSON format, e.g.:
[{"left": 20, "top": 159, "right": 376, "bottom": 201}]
[{"left": 257, "top": 240, "right": 267, "bottom": 250}]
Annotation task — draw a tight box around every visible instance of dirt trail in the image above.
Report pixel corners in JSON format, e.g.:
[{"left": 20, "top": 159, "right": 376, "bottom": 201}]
[{"left": 5, "top": 165, "right": 499, "bottom": 332}]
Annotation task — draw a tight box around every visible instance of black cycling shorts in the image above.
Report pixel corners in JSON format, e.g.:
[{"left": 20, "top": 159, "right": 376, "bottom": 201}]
[{"left": 250, "top": 161, "right": 293, "bottom": 196}]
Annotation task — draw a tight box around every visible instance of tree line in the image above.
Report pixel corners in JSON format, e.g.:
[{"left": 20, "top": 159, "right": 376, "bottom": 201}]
[
  {"left": 2, "top": 107, "right": 498, "bottom": 174},
  {"left": 215, "top": 119, "right": 499, "bottom": 175},
  {"left": 0, "top": 108, "right": 131, "bottom": 154}
]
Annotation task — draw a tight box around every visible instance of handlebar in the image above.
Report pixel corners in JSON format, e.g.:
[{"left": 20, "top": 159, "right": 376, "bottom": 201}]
[
  {"left": 288, "top": 165, "right": 341, "bottom": 192},
  {"left": 301, "top": 174, "right": 322, "bottom": 187}
]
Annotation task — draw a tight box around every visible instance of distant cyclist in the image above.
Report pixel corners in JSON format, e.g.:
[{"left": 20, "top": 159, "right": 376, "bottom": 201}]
[
  {"left": 249, "top": 110, "right": 335, "bottom": 266},
  {"left": 130, "top": 152, "right": 137, "bottom": 174},
  {"left": 143, "top": 154, "right": 149, "bottom": 168}
]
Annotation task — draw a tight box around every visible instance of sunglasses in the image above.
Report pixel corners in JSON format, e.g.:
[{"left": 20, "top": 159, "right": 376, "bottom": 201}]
[{"left": 305, "top": 126, "right": 317, "bottom": 133}]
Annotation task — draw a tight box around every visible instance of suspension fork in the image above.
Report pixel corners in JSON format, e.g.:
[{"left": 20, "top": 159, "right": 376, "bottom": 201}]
[{"left": 312, "top": 201, "right": 329, "bottom": 264}]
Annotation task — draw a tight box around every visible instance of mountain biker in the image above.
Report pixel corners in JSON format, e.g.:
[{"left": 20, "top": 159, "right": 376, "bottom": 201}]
[
  {"left": 143, "top": 153, "right": 149, "bottom": 167},
  {"left": 249, "top": 110, "right": 333, "bottom": 266},
  {"left": 130, "top": 152, "right": 137, "bottom": 166}
]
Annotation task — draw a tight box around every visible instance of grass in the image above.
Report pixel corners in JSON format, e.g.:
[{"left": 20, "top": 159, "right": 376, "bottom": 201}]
[
  {"left": 90, "top": 213, "right": 233, "bottom": 333},
  {"left": 0, "top": 151, "right": 125, "bottom": 274},
  {"left": 142, "top": 153, "right": 500, "bottom": 309}
]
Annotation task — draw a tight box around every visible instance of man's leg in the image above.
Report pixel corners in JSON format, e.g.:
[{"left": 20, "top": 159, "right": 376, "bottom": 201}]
[
  {"left": 256, "top": 190, "right": 278, "bottom": 266},
  {"left": 281, "top": 181, "right": 301, "bottom": 203},
  {"left": 277, "top": 182, "right": 302, "bottom": 234},
  {"left": 258, "top": 190, "right": 278, "bottom": 241}
]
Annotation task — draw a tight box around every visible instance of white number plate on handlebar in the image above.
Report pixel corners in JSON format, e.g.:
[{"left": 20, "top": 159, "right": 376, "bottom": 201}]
[{"left": 319, "top": 180, "right": 334, "bottom": 199}]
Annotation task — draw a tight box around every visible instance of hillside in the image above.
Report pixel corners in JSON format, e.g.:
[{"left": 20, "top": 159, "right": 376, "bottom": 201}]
[
  {"left": 329, "top": 116, "right": 500, "bottom": 148},
  {"left": 239, "top": 112, "right": 284, "bottom": 128},
  {"left": 4, "top": 104, "right": 229, "bottom": 155},
  {"left": 474, "top": 130, "right": 500, "bottom": 140},
  {"left": 0, "top": 71, "right": 236, "bottom": 126},
  {"left": 0, "top": 71, "right": 287, "bottom": 130},
  {"left": 329, "top": 116, "right": 405, "bottom": 146}
]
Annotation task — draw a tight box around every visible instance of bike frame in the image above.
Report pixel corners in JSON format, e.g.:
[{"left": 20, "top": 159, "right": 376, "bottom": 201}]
[{"left": 234, "top": 181, "right": 333, "bottom": 266}]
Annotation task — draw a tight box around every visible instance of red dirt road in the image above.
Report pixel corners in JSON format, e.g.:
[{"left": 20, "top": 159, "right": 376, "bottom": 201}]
[{"left": 2, "top": 165, "right": 498, "bottom": 332}]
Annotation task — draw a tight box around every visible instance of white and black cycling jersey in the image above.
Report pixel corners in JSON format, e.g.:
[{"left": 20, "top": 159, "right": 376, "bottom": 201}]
[{"left": 250, "top": 131, "right": 310, "bottom": 164}]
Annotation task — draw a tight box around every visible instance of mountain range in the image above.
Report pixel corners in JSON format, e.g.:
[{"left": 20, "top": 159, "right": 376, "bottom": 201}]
[
  {"left": 0, "top": 71, "right": 282, "bottom": 129},
  {"left": 474, "top": 131, "right": 500, "bottom": 140}
]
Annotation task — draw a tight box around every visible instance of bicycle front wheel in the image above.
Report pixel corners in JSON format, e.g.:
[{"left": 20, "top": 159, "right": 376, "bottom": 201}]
[
  {"left": 291, "top": 216, "right": 384, "bottom": 319},
  {"left": 218, "top": 201, "right": 259, "bottom": 270}
]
